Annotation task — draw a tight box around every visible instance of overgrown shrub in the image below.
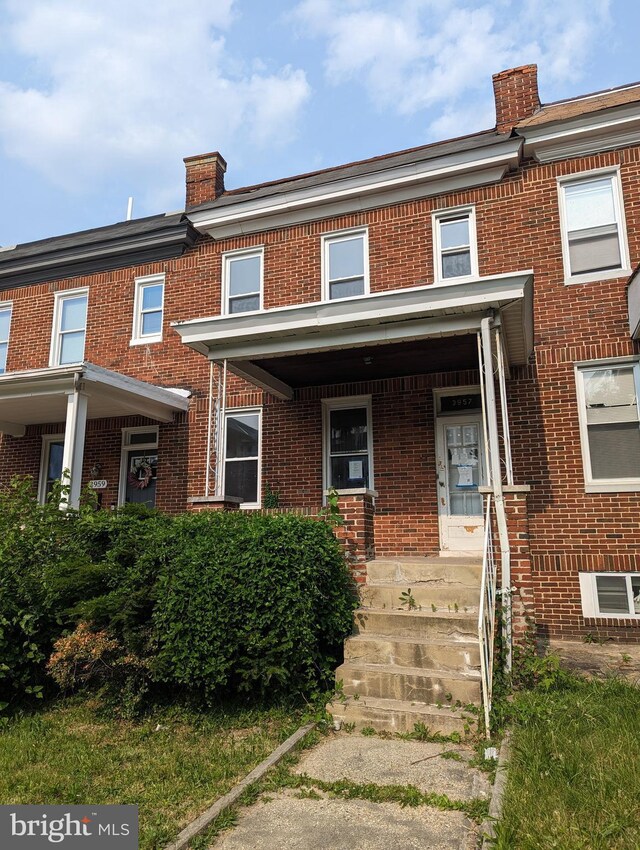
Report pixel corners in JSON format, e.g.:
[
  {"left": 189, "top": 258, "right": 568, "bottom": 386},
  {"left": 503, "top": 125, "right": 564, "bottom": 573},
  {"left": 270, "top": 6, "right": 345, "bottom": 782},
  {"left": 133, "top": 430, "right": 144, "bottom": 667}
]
[{"left": 0, "top": 477, "right": 355, "bottom": 711}]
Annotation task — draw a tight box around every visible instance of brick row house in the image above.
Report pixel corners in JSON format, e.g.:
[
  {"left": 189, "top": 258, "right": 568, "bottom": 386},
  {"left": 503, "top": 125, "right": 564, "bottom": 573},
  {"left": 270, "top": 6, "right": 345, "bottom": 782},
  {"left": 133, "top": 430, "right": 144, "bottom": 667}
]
[{"left": 1, "top": 65, "right": 640, "bottom": 730}]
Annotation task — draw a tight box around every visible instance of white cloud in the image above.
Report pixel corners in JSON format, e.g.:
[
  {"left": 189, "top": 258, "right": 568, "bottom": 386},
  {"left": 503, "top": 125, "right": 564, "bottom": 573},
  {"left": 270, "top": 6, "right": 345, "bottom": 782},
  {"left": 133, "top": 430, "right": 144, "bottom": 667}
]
[
  {"left": 293, "top": 0, "right": 611, "bottom": 137},
  {"left": 0, "top": 0, "right": 310, "bottom": 209}
]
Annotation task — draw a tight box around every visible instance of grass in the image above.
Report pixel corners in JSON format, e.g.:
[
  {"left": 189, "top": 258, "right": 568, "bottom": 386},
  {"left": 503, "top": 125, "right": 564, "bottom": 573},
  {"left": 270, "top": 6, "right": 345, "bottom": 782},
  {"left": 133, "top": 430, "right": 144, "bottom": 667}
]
[
  {"left": 493, "top": 676, "right": 640, "bottom": 849},
  {"left": 0, "top": 697, "right": 303, "bottom": 850}
]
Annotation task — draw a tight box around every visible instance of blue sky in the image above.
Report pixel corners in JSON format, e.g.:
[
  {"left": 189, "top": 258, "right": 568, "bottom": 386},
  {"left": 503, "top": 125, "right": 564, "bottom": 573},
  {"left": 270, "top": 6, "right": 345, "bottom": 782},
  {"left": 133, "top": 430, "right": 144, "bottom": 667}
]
[{"left": 0, "top": 0, "right": 638, "bottom": 247}]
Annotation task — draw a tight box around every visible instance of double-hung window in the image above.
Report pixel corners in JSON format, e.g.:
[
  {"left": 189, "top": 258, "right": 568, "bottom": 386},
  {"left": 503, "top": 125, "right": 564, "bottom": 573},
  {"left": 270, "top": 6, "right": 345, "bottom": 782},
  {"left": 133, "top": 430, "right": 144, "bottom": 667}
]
[
  {"left": 223, "top": 409, "right": 261, "bottom": 507},
  {"left": 433, "top": 207, "right": 478, "bottom": 283},
  {"left": 132, "top": 274, "right": 164, "bottom": 344},
  {"left": 0, "top": 303, "right": 12, "bottom": 373},
  {"left": 322, "top": 230, "right": 368, "bottom": 300},
  {"left": 323, "top": 397, "right": 373, "bottom": 491},
  {"left": 559, "top": 171, "right": 629, "bottom": 282},
  {"left": 50, "top": 289, "right": 88, "bottom": 366},
  {"left": 223, "top": 248, "right": 263, "bottom": 314},
  {"left": 579, "top": 573, "right": 640, "bottom": 619},
  {"left": 575, "top": 360, "right": 640, "bottom": 491}
]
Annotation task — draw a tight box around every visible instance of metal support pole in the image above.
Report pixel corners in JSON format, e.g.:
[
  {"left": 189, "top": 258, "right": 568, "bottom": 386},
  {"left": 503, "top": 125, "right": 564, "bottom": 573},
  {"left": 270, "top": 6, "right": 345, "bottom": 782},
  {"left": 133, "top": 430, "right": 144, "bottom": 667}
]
[
  {"left": 496, "top": 328, "right": 513, "bottom": 486},
  {"left": 205, "top": 360, "right": 214, "bottom": 497}
]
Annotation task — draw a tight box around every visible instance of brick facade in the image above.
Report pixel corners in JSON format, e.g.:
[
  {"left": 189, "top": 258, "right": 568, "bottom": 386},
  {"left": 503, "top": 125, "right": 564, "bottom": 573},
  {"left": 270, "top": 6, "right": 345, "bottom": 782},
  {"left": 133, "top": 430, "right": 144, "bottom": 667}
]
[{"left": 1, "top": 65, "right": 640, "bottom": 642}]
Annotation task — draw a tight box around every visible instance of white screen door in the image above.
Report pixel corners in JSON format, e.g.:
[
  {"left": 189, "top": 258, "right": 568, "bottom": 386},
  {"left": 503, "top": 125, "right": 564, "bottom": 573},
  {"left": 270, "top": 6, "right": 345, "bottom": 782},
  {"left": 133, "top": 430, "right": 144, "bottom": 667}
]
[{"left": 436, "top": 416, "right": 486, "bottom": 551}]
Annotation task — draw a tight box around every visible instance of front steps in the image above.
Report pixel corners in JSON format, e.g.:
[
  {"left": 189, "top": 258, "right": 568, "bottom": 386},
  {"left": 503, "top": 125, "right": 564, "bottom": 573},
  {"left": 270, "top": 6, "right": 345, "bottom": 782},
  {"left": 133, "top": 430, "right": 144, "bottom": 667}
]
[{"left": 328, "top": 556, "right": 482, "bottom": 735}]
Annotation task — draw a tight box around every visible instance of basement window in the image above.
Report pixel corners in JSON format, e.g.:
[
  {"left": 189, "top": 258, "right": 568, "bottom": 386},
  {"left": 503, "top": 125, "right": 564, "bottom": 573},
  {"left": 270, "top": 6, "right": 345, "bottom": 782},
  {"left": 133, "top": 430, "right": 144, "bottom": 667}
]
[
  {"left": 558, "top": 170, "right": 630, "bottom": 284},
  {"left": 575, "top": 360, "right": 640, "bottom": 492},
  {"left": 579, "top": 573, "right": 640, "bottom": 619}
]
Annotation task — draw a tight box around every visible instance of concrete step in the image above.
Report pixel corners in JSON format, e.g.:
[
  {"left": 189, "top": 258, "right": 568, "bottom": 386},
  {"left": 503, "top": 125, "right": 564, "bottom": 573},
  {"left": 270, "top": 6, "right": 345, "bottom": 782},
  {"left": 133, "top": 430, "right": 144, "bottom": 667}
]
[
  {"left": 367, "top": 557, "right": 482, "bottom": 585},
  {"left": 327, "top": 695, "right": 475, "bottom": 735},
  {"left": 354, "top": 608, "right": 477, "bottom": 642},
  {"left": 360, "top": 582, "right": 479, "bottom": 612},
  {"left": 336, "top": 661, "right": 481, "bottom": 705},
  {"left": 344, "top": 633, "right": 480, "bottom": 673}
]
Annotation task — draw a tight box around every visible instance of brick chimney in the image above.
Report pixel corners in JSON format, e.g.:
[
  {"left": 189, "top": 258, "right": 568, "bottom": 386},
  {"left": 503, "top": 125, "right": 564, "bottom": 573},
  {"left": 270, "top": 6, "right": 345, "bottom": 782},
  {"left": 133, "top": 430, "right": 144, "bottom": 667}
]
[
  {"left": 492, "top": 65, "right": 540, "bottom": 134},
  {"left": 184, "top": 151, "right": 227, "bottom": 209}
]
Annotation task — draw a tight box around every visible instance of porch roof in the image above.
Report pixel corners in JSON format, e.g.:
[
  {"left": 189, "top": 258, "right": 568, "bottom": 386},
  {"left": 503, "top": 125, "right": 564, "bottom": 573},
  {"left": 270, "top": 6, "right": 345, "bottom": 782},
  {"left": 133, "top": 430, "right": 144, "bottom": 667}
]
[
  {"left": 174, "top": 272, "right": 533, "bottom": 399},
  {"left": 0, "top": 362, "right": 190, "bottom": 437}
]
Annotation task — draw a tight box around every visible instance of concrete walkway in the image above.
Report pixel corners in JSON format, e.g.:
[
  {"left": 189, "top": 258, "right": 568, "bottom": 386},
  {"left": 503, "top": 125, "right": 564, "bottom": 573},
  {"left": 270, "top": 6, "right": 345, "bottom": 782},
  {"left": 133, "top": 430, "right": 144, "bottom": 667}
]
[{"left": 210, "top": 732, "right": 492, "bottom": 850}]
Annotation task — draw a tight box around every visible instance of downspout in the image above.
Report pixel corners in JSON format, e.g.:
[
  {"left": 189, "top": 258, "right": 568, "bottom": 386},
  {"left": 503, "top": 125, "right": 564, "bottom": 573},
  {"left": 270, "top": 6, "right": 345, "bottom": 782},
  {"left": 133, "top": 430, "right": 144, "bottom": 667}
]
[
  {"left": 215, "top": 359, "right": 228, "bottom": 497},
  {"left": 480, "top": 315, "right": 512, "bottom": 671}
]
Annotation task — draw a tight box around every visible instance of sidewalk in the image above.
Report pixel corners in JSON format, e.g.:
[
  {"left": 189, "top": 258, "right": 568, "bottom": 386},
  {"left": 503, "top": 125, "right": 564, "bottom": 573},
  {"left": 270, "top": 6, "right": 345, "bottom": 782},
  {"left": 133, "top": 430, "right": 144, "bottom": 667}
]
[{"left": 209, "top": 731, "right": 493, "bottom": 850}]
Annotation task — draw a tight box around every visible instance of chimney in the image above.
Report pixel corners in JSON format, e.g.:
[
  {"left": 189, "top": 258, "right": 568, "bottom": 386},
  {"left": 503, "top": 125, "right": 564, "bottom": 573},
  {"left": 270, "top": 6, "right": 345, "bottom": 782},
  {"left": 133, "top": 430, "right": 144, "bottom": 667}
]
[
  {"left": 184, "top": 151, "right": 227, "bottom": 209},
  {"left": 492, "top": 65, "right": 540, "bottom": 134}
]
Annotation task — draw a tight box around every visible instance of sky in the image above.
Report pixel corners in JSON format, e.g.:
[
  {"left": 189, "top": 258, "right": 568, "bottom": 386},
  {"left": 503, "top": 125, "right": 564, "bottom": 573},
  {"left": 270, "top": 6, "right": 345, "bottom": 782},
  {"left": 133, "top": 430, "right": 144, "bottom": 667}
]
[{"left": 0, "top": 0, "right": 639, "bottom": 248}]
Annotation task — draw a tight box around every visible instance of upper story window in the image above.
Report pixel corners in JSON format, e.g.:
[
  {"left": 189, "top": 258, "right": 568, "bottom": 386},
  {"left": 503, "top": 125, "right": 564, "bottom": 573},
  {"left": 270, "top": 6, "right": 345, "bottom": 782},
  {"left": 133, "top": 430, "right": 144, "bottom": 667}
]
[
  {"left": 575, "top": 359, "right": 640, "bottom": 492},
  {"left": 322, "top": 230, "right": 369, "bottom": 300},
  {"left": 0, "top": 302, "right": 12, "bottom": 373},
  {"left": 223, "top": 248, "right": 263, "bottom": 314},
  {"left": 433, "top": 207, "right": 478, "bottom": 283},
  {"left": 132, "top": 274, "right": 164, "bottom": 345},
  {"left": 559, "top": 171, "right": 629, "bottom": 284},
  {"left": 50, "top": 289, "right": 88, "bottom": 367}
]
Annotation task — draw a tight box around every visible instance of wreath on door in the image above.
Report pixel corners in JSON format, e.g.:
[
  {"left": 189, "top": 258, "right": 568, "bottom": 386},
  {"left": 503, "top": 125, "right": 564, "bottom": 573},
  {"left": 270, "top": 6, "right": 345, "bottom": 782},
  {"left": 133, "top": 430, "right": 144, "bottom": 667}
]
[{"left": 128, "top": 457, "right": 154, "bottom": 489}]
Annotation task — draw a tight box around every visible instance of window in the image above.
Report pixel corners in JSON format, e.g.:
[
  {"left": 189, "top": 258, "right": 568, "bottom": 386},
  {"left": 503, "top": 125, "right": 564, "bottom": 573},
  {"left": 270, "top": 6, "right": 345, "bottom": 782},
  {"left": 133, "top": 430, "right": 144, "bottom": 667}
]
[
  {"left": 323, "top": 397, "right": 373, "bottom": 491},
  {"left": 579, "top": 573, "right": 640, "bottom": 619},
  {"left": 132, "top": 274, "right": 164, "bottom": 344},
  {"left": 223, "top": 249, "right": 263, "bottom": 314},
  {"left": 575, "top": 360, "right": 640, "bottom": 491},
  {"left": 322, "top": 230, "right": 368, "bottom": 300},
  {"left": 38, "top": 435, "right": 65, "bottom": 503},
  {"left": 119, "top": 428, "right": 159, "bottom": 509},
  {"left": 223, "top": 409, "right": 261, "bottom": 507},
  {"left": 559, "top": 171, "right": 629, "bottom": 282},
  {"left": 433, "top": 207, "right": 478, "bottom": 283},
  {"left": 50, "top": 289, "right": 88, "bottom": 366},
  {"left": 0, "top": 302, "right": 12, "bottom": 373}
]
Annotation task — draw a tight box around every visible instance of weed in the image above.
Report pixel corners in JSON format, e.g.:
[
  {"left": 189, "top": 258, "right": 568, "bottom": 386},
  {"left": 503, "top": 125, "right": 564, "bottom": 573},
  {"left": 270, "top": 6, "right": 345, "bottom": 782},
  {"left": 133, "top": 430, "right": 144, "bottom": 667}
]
[
  {"left": 399, "top": 589, "right": 417, "bottom": 610},
  {"left": 360, "top": 726, "right": 376, "bottom": 737}
]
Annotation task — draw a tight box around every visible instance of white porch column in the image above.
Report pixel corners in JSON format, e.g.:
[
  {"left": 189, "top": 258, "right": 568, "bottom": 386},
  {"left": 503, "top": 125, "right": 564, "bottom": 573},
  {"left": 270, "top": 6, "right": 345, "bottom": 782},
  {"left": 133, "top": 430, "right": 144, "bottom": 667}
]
[{"left": 61, "top": 389, "right": 88, "bottom": 509}]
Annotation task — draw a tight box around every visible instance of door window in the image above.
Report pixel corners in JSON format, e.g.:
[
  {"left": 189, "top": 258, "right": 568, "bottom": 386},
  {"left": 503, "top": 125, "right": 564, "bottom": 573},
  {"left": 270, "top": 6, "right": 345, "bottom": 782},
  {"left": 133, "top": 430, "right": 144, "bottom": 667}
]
[{"left": 445, "top": 422, "right": 482, "bottom": 515}]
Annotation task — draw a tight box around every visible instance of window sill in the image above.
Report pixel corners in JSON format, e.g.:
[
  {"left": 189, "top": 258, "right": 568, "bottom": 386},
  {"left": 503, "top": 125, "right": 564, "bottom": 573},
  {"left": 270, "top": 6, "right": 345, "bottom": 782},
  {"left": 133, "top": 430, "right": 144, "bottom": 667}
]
[
  {"left": 130, "top": 336, "right": 163, "bottom": 346},
  {"left": 585, "top": 482, "right": 640, "bottom": 493},
  {"left": 324, "top": 488, "right": 379, "bottom": 498},
  {"left": 564, "top": 267, "right": 632, "bottom": 286}
]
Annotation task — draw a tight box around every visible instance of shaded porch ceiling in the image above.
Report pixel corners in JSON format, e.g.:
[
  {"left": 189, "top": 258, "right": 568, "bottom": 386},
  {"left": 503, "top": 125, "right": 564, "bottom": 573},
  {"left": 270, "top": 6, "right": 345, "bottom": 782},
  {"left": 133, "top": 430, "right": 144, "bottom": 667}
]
[{"left": 253, "top": 334, "right": 479, "bottom": 387}]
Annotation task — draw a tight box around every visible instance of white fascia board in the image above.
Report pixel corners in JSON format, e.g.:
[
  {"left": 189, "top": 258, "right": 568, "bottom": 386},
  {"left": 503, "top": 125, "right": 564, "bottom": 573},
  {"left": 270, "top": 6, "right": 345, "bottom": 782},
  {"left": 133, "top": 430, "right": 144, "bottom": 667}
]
[
  {"left": 81, "top": 363, "right": 190, "bottom": 412},
  {"left": 188, "top": 140, "right": 522, "bottom": 238},
  {"left": 175, "top": 272, "right": 533, "bottom": 349},
  {"left": 521, "top": 102, "right": 640, "bottom": 162}
]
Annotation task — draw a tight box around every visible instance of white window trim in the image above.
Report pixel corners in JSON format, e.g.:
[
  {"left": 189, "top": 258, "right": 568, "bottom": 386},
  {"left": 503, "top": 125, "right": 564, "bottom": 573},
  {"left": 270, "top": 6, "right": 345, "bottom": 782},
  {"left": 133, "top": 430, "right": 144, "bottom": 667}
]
[
  {"left": 321, "top": 228, "right": 370, "bottom": 302},
  {"left": 0, "top": 300, "right": 13, "bottom": 374},
  {"left": 574, "top": 358, "right": 640, "bottom": 492},
  {"left": 49, "top": 287, "right": 89, "bottom": 367},
  {"left": 322, "top": 395, "right": 374, "bottom": 495},
  {"left": 118, "top": 426, "right": 159, "bottom": 506},
  {"left": 579, "top": 572, "right": 640, "bottom": 620},
  {"left": 557, "top": 167, "right": 631, "bottom": 285},
  {"left": 432, "top": 205, "right": 479, "bottom": 285},
  {"left": 38, "top": 433, "right": 65, "bottom": 504},
  {"left": 131, "top": 273, "right": 165, "bottom": 345},
  {"left": 222, "top": 407, "right": 262, "bottom": 509},
  {"left": 221, "top": 247, "right": 264, "bottom": 316}
]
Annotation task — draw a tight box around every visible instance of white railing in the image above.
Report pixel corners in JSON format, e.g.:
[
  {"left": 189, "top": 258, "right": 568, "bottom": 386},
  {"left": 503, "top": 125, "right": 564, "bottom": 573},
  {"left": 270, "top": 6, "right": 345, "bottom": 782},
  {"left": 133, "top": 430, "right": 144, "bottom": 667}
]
[{"left": 478, "top": 494, "right": 498, "bottom": 738}]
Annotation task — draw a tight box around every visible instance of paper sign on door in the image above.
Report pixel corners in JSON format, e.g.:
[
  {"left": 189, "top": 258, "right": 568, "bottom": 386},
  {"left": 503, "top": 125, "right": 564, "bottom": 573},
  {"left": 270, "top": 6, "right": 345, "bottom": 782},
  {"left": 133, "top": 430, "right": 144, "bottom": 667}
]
[{"left": 456, "top": 465, "right": 474, "bottom": 488}]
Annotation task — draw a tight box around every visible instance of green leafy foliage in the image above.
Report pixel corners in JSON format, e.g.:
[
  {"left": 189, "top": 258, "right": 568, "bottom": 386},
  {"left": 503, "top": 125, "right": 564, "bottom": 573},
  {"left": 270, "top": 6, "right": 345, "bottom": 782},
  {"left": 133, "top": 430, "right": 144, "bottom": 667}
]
[{"left": 0, "top": 478, "right": 355, "bottom": 711}]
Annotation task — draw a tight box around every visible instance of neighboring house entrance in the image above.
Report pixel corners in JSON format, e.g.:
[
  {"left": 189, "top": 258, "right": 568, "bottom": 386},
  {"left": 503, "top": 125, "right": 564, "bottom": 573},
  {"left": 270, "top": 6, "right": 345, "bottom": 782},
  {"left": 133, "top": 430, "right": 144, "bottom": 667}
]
[
  {"left": 435, "top": 390, "right": 486, "bottom": 552},
  {"left": 120, "top": 427, "right": 158, "bottom": 509}
]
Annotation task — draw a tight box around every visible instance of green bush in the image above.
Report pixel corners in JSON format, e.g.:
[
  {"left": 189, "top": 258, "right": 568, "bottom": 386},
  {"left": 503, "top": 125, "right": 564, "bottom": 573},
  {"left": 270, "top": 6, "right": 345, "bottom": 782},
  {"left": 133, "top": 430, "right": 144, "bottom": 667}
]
[
  {"left": 149, "top": 511, "right": 355, "bottom": 700},
  {"left": 0, "top": 478, "right": 355, "bottom": 710}
]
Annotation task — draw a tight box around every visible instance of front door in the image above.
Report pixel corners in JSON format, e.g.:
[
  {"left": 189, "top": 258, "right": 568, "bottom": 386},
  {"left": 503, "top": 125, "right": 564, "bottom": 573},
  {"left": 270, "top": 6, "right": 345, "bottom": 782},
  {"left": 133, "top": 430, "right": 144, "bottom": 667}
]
[{"left": 436, "top": 416, "right": 486, "bottom": 552}]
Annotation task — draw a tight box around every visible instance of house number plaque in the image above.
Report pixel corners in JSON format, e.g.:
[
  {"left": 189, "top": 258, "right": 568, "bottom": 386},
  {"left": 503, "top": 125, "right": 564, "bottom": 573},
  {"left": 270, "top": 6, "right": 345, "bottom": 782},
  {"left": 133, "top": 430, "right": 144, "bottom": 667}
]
[{"left": 88, "top": 479, "right": 108, "bottom": 490}]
